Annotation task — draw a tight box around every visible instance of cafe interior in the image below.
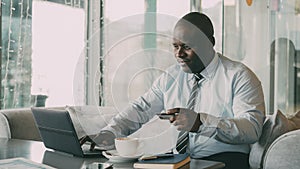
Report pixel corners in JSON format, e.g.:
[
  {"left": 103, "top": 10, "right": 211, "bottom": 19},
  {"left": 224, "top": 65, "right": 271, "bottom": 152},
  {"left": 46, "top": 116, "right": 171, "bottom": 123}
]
[{"left": 0, "top": 0, "right": 300, "bottom": 169}]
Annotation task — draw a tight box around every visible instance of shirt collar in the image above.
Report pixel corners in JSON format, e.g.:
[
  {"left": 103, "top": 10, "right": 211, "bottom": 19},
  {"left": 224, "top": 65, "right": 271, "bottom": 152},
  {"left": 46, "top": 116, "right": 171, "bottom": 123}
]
[
  {"left": 201, "top": 52, "right": 219, "bottom": 79},
  {"left": 187, "top": 52, "right": 219, "bottom": 81}
]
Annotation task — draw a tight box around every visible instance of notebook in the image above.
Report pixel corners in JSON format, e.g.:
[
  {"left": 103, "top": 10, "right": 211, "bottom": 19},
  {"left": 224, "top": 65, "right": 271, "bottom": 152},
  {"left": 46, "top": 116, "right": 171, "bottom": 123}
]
[
  {"left": 134, "top": 153, "right": 190, "bottom": 169},
  {"left": 31, "top": 107, "right": 103, "bottom": 157}
]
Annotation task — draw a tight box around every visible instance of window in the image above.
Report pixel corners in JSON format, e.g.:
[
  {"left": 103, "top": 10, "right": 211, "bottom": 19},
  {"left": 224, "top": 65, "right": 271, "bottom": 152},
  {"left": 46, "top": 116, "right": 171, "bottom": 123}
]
[
  {"left": 1, "top": 0, "right": 86, "bottom": 109},
  {"left": 31, "top": 1, "right": 85, "bottom": 106},
  {"left": 1, "top": 0, "right": 299, "bottom": 115},
  {"left": 1, "top": 0, "right": 33, "bottom": 108},
  {"left": 221, "top": 0, "right": 300, "bottom": 114},
  {"left": 98, "top": 0, "right": 191, "bottom": 111}
]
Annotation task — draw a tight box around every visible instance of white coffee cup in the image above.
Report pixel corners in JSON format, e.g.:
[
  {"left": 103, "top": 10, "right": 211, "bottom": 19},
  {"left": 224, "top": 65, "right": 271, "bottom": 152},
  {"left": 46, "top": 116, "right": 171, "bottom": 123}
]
[{"left": 115, "top": 137, "right": 142, "bottom": 157}]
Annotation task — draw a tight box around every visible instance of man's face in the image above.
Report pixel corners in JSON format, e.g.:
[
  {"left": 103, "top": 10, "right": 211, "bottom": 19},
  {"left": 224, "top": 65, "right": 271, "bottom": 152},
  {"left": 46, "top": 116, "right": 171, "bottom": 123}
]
[{"left": 172, "top": 24, "right": 213, "bottom": 73}]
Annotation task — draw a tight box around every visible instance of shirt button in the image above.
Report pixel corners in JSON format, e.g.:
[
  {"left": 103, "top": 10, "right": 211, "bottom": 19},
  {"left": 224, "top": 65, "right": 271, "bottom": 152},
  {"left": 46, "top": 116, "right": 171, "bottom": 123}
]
[{"left": 190, "top": 135, "right": 194, "bottom": 138}]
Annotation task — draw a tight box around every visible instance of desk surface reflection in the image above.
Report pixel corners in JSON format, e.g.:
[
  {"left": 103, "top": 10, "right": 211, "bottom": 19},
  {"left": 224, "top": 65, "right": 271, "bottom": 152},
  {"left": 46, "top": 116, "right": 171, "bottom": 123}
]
[{"left": 0, "top": 138, "right": 225, "bottom": 169}]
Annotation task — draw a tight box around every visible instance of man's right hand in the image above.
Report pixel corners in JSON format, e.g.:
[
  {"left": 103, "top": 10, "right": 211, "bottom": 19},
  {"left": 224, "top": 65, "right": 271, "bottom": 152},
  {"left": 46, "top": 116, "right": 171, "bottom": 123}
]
[{"left": 79, "top": 131, "right": 116, "bottom": 151}]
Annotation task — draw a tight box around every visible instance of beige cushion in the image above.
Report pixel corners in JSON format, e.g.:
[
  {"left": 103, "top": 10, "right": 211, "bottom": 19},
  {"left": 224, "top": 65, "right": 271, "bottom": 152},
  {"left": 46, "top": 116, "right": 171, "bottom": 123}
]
[
  {"left": 1, "top": 108, "right": 42, "bottom": 141},
  {"left": 0, "top": 112, "right": 11, "bottom": 138},
  {"left": 287, "top": 110, "right": 300, "bottom": 130}
]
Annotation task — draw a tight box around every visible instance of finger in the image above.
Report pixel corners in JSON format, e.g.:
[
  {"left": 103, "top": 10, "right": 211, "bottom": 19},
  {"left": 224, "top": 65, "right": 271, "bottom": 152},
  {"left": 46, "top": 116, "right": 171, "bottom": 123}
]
[
  {"left": 173, "top": 120, "right": 179, "bottom": 126},
  {"left": 178, "top": 108, "right": 187, "bottom": 114},
  {"left": 177, "top": 113, "right": 189, "bottom": 122},
  {"left": 90, "top": 142, "right": 96, "bottom": 151},
  {"left": 173, "top": 116, "right": 188, "bottom": 127},
  {"left": 166, "top": 108, "right": 180, "bottom": 114},
  {"left": 177, "top": 122, "right": 190, "bottom": 131},
  {"left": 175, "top": 114, "right": 184, "bottom": 122},
  {"left": 79, "top": 136, "right": 89, "bottom": 146},
  {"left": 79, "top": 136, "right": 86, "bottom": 142},
  {"left": 169, "top": 116, "right": 176, "bottom": 123},
  {"left": 176, "top": 124, "right": 186, "bottom": 131}
]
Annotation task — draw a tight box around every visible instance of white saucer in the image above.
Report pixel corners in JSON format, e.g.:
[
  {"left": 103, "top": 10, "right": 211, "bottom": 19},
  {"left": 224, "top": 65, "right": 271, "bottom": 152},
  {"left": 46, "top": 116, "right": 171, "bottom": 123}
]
[{"left": 102, "top": 150, "right": 143, "bottom": 163}]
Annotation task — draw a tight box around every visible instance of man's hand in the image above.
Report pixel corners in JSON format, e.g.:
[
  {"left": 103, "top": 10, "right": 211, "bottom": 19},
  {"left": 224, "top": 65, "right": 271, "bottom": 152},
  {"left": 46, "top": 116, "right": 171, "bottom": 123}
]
[
  {"left": 79, "top": 131, "right": 116, "bottom": 150},
  {"left": 166, "top": 108, "right": 202, "bottom": 132}
]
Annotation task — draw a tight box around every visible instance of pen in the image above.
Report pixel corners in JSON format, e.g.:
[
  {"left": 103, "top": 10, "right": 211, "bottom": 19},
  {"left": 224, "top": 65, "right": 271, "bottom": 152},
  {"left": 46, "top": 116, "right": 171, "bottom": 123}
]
[{"left": 139, "top": 154, "right": 174, "bottom": 160}]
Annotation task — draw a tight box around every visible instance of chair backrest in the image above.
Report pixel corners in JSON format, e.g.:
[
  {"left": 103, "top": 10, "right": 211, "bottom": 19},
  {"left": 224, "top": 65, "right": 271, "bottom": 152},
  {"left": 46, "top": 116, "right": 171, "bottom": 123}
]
[
  {"left": 264, "top": 129, "right": 300, "bottom": 169},
  {"left": 249, "top": 110, "right": 300, "bottom": 169},
  {"left": 0, "top": 112, "right": 11, "bottom": 138},
  {"left": 1, "top": 108, "right": 42, "bottom": 141}
]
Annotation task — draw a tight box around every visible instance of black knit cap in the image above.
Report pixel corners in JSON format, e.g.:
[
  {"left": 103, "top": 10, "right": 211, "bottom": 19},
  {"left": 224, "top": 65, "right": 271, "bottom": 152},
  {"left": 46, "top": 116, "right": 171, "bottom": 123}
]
[{"left": 176, "top": 12, "right": 215, "bottom": 46}]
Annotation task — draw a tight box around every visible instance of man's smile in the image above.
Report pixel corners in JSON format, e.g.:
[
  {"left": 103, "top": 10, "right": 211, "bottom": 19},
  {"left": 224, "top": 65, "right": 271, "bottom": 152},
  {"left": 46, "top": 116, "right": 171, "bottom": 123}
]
[{"left": 177, "top": 59, "right": 191, "bottom": 66}]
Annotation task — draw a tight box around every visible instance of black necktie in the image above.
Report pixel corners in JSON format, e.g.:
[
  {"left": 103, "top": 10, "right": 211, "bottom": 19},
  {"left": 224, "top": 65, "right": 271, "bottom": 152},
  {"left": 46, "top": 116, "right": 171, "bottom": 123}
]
[{"left": 176, "top": 74, "right": 202, "bottom": 154}]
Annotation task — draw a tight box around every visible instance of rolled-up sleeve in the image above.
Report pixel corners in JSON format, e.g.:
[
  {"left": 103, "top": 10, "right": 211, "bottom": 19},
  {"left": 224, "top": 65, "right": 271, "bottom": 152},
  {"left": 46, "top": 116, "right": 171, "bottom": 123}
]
[{"left": 101, "top": 75, "right": 165, "bottom": 138}]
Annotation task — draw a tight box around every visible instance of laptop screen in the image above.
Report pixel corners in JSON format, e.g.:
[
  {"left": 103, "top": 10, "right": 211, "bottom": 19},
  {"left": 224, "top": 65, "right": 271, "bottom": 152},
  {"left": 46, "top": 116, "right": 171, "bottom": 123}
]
[{"left": 31, "top": 108, "right": 85, "bottom": 157}]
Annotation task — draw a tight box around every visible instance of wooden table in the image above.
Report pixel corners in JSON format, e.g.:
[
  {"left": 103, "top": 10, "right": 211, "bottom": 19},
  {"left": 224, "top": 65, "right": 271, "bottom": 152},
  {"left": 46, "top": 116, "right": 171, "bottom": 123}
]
[{"left": 0, "top": 138, "right": 225, "bottom": 169}]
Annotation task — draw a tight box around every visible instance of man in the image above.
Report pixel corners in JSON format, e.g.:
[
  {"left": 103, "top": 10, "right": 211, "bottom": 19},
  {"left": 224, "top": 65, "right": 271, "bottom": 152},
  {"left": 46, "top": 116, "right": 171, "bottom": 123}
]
[{"left": 81, "top": 12, "right": 265, "bottom": 169}]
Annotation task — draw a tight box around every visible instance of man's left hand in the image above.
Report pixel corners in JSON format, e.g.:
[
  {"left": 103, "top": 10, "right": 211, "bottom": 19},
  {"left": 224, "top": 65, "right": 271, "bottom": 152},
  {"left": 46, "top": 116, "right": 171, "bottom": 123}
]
[{"left": 166, "top": 108, "right": 202, "bottom": 132}]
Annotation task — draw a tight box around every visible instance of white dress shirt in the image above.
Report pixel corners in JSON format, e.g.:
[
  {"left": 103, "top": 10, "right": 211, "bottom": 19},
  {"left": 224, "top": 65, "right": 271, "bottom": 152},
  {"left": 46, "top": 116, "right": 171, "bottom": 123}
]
[{"left": 102, "top": 52, "right": 265, "bottom": 158}]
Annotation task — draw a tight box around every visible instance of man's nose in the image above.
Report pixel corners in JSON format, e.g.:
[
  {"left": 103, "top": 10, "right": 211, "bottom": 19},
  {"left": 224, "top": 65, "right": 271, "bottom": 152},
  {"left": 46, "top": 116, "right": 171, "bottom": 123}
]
[{"left": 175, "top": 47, "right": 186, "bottom": 58}]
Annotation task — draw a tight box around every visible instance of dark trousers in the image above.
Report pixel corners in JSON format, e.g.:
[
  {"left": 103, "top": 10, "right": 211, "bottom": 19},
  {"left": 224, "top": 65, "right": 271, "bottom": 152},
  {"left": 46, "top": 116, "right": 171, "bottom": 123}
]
[{"left": 200, "top": 152, "right": 250, "bottom": 169}]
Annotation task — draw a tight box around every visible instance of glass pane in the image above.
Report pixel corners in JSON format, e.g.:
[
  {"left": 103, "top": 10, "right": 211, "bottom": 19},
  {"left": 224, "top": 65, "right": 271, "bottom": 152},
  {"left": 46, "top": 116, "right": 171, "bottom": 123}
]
[
  {"left": 31, "top": 1, "right": 85, "bottom": 107},
  {"left": 269, "top": 0, "right": 300, "bottom": 114},
  {"left": 0, "top": 0, "right": 86, "bottom": 109},
  {"left": 1, "top": 0, "right": 32, "bottom": 109},
  {"left": 102, "top": 0, "right": 190, "bottom": 110},
  {"left": 201, "top": 0, "right": 223, "bottom": 53},
  {"left": 221, "top": 0, "right": 300, "bottom": 114},
  {"left": 221, "top": 0, "right": 271, "bottom": 113}
]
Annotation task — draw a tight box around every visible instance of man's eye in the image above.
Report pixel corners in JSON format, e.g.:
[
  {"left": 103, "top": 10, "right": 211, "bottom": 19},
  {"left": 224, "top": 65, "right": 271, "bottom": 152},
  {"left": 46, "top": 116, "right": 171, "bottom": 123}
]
[
  {"left": 183, "top": 45, "right": 191, "bottom": 50},
  {"left": 173, "top": 45, "right": 179, "bottom": 49}
]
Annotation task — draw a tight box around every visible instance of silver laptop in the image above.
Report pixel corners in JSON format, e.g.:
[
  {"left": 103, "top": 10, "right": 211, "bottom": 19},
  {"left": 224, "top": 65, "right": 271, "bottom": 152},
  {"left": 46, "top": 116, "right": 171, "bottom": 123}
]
[{"left": 31, "top": 107, "right": 103, "bottom": 157}]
